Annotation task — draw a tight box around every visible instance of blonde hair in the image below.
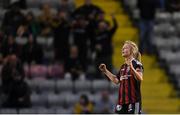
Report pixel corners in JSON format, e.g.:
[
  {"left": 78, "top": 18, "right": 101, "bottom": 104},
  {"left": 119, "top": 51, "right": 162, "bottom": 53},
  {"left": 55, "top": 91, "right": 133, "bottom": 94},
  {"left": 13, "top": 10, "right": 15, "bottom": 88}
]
[{"left": 124, "top": 40, "right": 141, "bottom": 62}]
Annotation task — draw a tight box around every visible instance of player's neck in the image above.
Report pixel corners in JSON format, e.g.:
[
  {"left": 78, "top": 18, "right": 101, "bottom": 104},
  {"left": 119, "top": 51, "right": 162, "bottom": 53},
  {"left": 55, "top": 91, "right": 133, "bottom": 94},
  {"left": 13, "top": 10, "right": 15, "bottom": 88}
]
[{"left": 125, "top": 56, "right": 133, "bottom": 65}]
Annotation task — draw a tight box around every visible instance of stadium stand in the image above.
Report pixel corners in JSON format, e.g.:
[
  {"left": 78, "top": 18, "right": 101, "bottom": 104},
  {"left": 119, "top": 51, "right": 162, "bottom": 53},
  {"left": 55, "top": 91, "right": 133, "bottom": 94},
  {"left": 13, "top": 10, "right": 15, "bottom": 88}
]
[{"left": 0, "top": 0, "right": 179, "bottom": 114}]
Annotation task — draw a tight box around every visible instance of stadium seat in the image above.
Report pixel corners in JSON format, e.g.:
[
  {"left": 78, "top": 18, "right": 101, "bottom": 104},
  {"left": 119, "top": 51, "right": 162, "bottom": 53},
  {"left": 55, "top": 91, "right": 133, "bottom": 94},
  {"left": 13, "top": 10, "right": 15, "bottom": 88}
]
[
  {"left": 46, "top": 37, "right": 54, "bottom": 48},
  {"left": 48, "top": 64, "right": 64, "bottom": 78},
  {"left": 109, "top": 82, "right": 119, "bottom": 93},
  {"left": 92, "top": 80, "right": 110, "bottom": 93},
  {"left": 27, "top": 8, "right": 42, "bottom": 17},
  {"left": 169, "top": 64, "right": 180, "bottom": 77},
  {"left": 36, "top": 37, "right": 47, "bottom": 46},
  {"left": 65, "top": 93, "right": 79, "bottom": 107},
  {"left": 47, "top": 93, "right": 65, "bottom": 107},
  {"left": 172, "top": 12, "right": 180, "bottom": 23},
  {"left": 152, "top": 36, "right": 179, "bottom": 50},
  {"left": 19, "top": 108, "right": 37, "bottom": 114},
  {"left": 74, "top": 80, "right": 92, "bottom": 93},
  {"left": 38, "top": 79, "right": 56, "bottom": 94},
  {"left": 153, "top": 23, "right": 176, "bottom": 37},
  {"left": 31, "top": 93, "right": 48, "bottom": 107},
  {"left": 36, "top": 107, "right": 56, "bottom": 114},
  {"left": 92, "top": 93, "right": 101, "bottom": 103},
  {"left": 25, "top": 79, "right": 39, "bottom": 93},
  {"left": 110, "top": 93, "right": 118, "bottom": 105},
  {"left": 56, "top": 79, "right": 73, "bottom": 93},
  {"left": 29, "top": 64, "right": 48, "bottom": 78},
  {"left": 55, "top": 107, "right": 73, "bottom": 114},
  {"left": 0, "top": 109, "right": 17, "bottom": 114},
  {"left": 155, "top": 12, "right": 172, "bottom": 24},
  {"left": 15, "top": 37, "right": 28, "bottom": 45}
]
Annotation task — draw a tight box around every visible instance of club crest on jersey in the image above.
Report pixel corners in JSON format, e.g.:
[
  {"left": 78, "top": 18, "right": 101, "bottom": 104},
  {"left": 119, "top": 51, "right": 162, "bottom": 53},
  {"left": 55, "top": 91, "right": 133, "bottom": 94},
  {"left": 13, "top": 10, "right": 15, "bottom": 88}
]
[{"left": 116, "top": 105, "right": 122, "bottom": 111}]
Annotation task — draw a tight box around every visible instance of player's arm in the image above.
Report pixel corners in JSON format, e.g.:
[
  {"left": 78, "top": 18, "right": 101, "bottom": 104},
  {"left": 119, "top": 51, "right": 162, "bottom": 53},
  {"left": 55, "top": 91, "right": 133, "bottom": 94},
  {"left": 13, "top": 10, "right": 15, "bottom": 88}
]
[
  {"left": 130, "top": 62, "right": 143, "bottom": 81},
  {"left": 99, "top": 64, "right": 119, "bottom": 84}
]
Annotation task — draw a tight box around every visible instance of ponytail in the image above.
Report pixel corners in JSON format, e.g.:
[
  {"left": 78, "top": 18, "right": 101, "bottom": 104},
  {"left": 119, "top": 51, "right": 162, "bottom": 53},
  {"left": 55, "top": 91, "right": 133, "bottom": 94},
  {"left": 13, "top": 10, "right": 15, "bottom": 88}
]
[{"left": 135, "top": 52, "right": 141, "bottom": 63}]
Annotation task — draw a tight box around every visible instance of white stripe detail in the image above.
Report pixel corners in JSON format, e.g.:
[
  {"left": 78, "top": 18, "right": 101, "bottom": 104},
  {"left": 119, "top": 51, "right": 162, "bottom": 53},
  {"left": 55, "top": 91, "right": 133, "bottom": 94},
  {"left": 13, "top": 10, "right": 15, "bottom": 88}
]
[{"left": 135, "top": 102, "right": 140, "bottom": 114}]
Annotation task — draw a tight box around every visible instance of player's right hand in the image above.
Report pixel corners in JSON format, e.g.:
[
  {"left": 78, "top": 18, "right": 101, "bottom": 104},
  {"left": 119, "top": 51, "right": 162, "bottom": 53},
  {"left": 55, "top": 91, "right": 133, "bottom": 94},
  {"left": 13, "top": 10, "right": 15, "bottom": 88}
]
[{"left": 99, "top": 63, "right": 107, "bottom": 72}]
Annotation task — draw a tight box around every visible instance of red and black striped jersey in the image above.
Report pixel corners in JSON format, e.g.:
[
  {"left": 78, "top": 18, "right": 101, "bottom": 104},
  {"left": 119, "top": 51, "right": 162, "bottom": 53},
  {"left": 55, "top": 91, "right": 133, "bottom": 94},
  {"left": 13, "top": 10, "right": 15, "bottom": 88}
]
[{"left": 116, "top": 59, "right": 143, "bottom": 105}]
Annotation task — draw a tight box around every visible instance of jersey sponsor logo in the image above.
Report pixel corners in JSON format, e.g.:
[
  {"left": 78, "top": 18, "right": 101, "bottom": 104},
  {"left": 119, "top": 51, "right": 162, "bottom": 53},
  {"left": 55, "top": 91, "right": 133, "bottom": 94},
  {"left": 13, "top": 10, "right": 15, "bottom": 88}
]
[{"left": 120, "top": 75, "right": 132, "bottom": 81}]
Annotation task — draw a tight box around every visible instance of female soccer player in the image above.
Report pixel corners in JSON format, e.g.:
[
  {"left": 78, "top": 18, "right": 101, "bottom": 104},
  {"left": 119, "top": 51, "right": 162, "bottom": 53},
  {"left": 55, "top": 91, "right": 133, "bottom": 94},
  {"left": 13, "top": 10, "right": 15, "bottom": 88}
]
[{"left": 99, "top": 41, "right": 143, "bottom": 114}]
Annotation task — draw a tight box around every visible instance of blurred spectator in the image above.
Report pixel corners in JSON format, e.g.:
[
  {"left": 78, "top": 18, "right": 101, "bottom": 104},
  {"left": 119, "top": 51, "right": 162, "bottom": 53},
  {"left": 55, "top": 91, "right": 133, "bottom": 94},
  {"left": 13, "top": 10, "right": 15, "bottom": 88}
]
[
  {"left": 88, "top": 11, "right": 108, "bottom": 55},
  {"left": 1, "top": 54, "right": 31, "bottom": 108},
  {"left": 38, "top": 3, "right": 54, "bottom": 36},
  {"left": 166, "top": 0, "right": 180, "bottom": 12},
  {"left": 16, "top": 25, "right": 29, "bottom": 37},
  {"left": 74, "top": 94, "right": 94, "bottom": 114},
  {"left": 1, "top": 54, "right": 24, "bottom": 93},
  {"left": 1, "top": 3, "right": 26, "bottom": 35},
  {"left": 73, "top": 0, "right": 103, "bottom": 20},
  {"left": 65, "top": 45, "right": 84, "bottom": 81},
  {"left": 53, "top": 10, "right": 70, "bottom": 62},
  {"left": 57, "top": 0, "right": 75, "bottom": 16},
  {"left": 95, "top": 91, "right": 114, "bottom": 113},
  {"left": 72, "top": 16, "right": 89, "bottom": 69},
  {"left": 25, "top": 12, "right": 41, "bottom": 37},
  {"left": 8, "top": 0, "right": 27, "bottom": 9},
  {"left": 94, "top": 15, "right": 117, "bottom": 78},
  {"left": 137, "top": 0, "right": 159, "bottom": 54},
  {"left": 0, "top": 32, "right": 4, "bottom": 64},
  {"left": 21, "top": 34, "right": 43, "bottom": 64},
  {"left": 1, "top": 35, "right": 19, "bottom": 57}
]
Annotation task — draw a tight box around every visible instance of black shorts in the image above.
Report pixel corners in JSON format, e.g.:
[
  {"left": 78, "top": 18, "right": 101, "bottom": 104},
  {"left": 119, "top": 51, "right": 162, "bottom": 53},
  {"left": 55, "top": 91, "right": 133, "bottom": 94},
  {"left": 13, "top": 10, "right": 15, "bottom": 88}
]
[{"left": 115, "top": 102, "right": 142, "bottom": 114}]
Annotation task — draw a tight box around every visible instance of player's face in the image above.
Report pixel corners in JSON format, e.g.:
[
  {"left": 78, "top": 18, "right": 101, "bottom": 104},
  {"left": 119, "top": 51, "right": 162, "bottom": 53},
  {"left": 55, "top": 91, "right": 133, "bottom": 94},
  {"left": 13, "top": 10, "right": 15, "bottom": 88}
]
[{"left": 122, "top": 44, "right": 131, "bottom": 57}]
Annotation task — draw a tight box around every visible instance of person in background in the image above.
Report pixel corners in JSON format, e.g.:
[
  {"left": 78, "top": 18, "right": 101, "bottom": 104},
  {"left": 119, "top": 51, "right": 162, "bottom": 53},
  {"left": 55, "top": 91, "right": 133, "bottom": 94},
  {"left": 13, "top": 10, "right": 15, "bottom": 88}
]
[
  {"left": 16, "top": 24, "right": 30, "bottom": 38},
  {"left": 8, "top": 0, "right": 27, "bottom": 9},
  {"left": 65, "top": 45, "right": 85, "bottom": 81},
  {"left": 166, "top": 0, "right": 180, "bottom": 12},
  {"left": 95, "top": 90, "right": 114, "bottom": 113},
  {"left": 1, "top": 3, "right": 25, "bottom": 36},
  {"left": 21, "top": 34, "right": 43, "bottom": 65},
  {"left": 94, "top": 14, "right": 117, "bottom": 78},
  {"left": 74, "top": 94, "right": 94, "bottom": 114},
  {"left": 137, "top": 0, "right": 159, "bottom": 54},
  {"left": 53, "top": 10, "right": 70, "bottom": 62},
  {"left": 1, "top": 54, "right": 31, "bottom": 108},
  {"left": 57, "top": 0, "right": 75, "bottom": 17},
  {"left": 38, "top": 3, "right": 54, "bottom": 36},
  {"left": 72, "top": 16, "right": 89, "bottom": 70},
  {"left": 0, "top": 32, "right": 4, "bottom": 64},
  {"left": 88, "top": 11, "right": 107, "bottom": 56},
  {"left": 73, "top": 0, "right": 103, "bottom": 20},
  {"left": 25, "top": 11, "right": 41, "bottom": 37},
  {"left": 1, "top": 35, "right": 19, "bottom": 58}
]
